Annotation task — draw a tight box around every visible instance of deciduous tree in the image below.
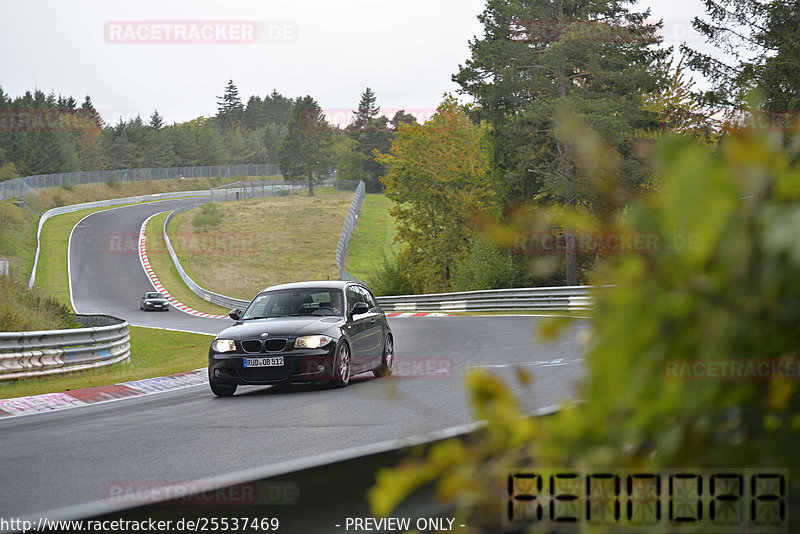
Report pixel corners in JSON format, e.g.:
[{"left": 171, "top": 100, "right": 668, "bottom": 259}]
[{"left": 376, "top": 97, "right": 493, "bottom": 292}]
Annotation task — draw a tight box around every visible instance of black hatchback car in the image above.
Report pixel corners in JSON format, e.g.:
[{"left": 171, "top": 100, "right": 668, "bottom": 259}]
[
  {"left": 140, "top": 291, "right": 170, "bottom": 311},
  {"left": 208, "top": 281, "right": 394, "bottom": 396}
]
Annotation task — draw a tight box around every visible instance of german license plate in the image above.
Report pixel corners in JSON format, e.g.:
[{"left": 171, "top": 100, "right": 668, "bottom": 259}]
[{"left": 243, "top": 357, "right": 284, "bottom": 368}]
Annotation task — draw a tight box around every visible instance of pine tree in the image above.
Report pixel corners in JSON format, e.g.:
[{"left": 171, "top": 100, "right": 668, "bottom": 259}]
[
  {"left": 81, "top": 95, "right": 103, "bottom": 129},
  {"left": 346, "top": 88, "right": 392, "bottom": 192},
  {"left": 681, "top": 0, "right": 800, "bottom": 114},
  {"left": 242, "top": 95, "right": 264, "bottom": 130},
  {"left": 454, "top": 0, "right": 668, "bottom": 284},
  {"left": 148, "top": 109, "right": 164, "bottom": 130},
  {"left": 277, "top": 96, "right": 333, "bottom": 196},
  {"left": 350, "top": 87, "right": 380, "bottom": 131},
  {"left": 390, "top": 110, "right": 417, "bottom": 131},
  {"left": 263, "top": 90, "right": 295, "bottom": 125},
  {"left": 215, "top": 80, "right": 244, "bottom": 131}
]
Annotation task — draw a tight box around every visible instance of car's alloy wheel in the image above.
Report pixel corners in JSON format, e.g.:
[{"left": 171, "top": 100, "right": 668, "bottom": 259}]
[
  {"left": 210, "top": 380, "right": 237, "bottom": 397},
  {"left": 333, "top": 342, "right": 351, "bottom": 387},
  {"left": 373, "top": 334, "right": 394, "bottom": 377}
]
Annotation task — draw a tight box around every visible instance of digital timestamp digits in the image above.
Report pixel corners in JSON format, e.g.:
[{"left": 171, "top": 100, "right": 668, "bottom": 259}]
[{"left": 505, "top": 468, "right": 787, "bottom": 532}]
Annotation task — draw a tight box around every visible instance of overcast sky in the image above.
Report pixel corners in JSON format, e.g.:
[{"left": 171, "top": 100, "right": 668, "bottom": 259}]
[{"left": 0, "top": 0, "right": 714, "bottom": 126}]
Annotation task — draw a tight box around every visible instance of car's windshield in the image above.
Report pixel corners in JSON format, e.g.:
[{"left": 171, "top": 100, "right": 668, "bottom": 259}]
[
  {"left": 242, "top": 288, "right": 344, "bottom": 319},
  {"left": 145, "top": 292, "right": 163, "bottom": 299}
]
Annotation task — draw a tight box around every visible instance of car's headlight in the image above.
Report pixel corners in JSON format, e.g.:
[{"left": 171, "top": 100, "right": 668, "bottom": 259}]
[
  {"left": 294, "top": 335, "right": 333, "bottom": 349},
  {"left": 211, "top": 339, "right": 236, "bottom": 353}
]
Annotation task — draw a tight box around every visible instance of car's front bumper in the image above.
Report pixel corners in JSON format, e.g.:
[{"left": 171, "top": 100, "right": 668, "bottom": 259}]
[
  {"left": 209, "top": 347, "right": 336, "bottom": 385},
  {"left": 143, "top": 302, "right": 169, "bottom": 310}
]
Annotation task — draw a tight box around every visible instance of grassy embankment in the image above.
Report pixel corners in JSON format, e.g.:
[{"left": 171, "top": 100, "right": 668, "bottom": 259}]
[
  {"left": 344, "top": 193, "right": 400, "bottom": 282},
  {"left": 169, "top": 190, "right": 352, "bottom": 300},
  {"left": 143, "top": 185, "right": 342, "bottom": 313},
  {"left": 143, "top": 211, "right": 230, "bottom": 315}
]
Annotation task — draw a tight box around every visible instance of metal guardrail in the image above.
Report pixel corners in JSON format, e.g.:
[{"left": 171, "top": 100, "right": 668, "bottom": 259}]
[
  {"left": 163, "top": 206, "right": 251, "bottom": 311},
  {"left": 375, "top": 286, "right": 599, "bottom": 313},
  {"left": 28, "top": 189, "right": 215, "bottom": 289},
  {"left": 208, "top": 180, "right": 304, "bottom": 202},
  {"left": 160, "top": 183, "right": 367, "bottom": 311},
  {"left": 336, "top": 180, "right": 366, "bottom": 281},
  {"left": 0, "top": 315, "right": 130, "bottom": 381},
  {"left": 1, "top": 163, "right": 281, "bottom": 202}
]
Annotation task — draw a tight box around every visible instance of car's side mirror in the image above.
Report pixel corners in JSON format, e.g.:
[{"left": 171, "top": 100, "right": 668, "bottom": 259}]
[
  {"left": 350, "top": 302, "right": 369, "bottom": 317},
  {"left": 229, "top": 309, "right": 242, "bottom": 321}
]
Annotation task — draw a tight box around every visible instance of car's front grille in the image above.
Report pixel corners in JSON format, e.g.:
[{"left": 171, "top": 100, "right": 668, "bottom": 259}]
[
  {"left": 241, "top": 340, "right": 262, "bottom": 353},
  {"left": 265, "top": 339, "right": 287, "bottom": 352},
  {"left": 240, "top": 339, "right": 288, "bottom": 353}
]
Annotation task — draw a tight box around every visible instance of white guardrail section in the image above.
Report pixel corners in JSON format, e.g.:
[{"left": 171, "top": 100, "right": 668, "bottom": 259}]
[
  {"left": 0, "top": 315, "right": 130, "bottom": 381},
  {"left": 336, "top": 181, "right": 366, "bottom": 281},
  {"left": 28, "top": 190, "right": 215, "bottom": 289},
  {"left": 162, "top": 205, "right": 251, "bottom": 310},
  {"left": 374, "top": 285, "right": 599, "bottom": 313}
]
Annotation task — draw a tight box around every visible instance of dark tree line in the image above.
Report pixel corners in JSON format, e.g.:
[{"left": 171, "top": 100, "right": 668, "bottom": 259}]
[
  {"left": 0, "top": 81, "right": 418, "bottom": 194},
  {"left": 276, "top": 87, "right": 419, "bottom": 195},
  {"left": 0, "top": 82, "right": 299, "bottom": 179}
]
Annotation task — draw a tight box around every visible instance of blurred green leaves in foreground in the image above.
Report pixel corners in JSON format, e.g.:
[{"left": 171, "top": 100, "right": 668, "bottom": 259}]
[{"left": 368, "top": 123, "right": 800, "bottom": 527}]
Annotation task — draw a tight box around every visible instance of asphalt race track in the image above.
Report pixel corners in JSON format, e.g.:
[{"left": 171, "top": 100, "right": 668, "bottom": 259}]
[
  {"left": 68, "top": 198, "right": 230, "bottom": 334},
  {"left": 0, "top": 200, "right": 588, "bottom": 519}
]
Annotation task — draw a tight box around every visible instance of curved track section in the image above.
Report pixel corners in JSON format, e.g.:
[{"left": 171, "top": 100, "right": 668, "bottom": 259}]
[
  {"left": 0, "top": 199, "right": 588, "bottom": 518},
  {"left": 68, "top": 199, "right": 231, "bottom": 334}
]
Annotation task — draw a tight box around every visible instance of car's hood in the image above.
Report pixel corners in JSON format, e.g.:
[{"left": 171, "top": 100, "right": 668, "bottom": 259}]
[
  {"left": 144, "top": 298, "right": 169, "bottom": 303},
  {"left": 217, "top": 316, "right": 344, "bottom": 339}
]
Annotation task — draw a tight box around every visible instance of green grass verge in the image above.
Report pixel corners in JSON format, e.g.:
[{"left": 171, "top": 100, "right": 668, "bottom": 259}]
[
  {"left": 345, "top": 194, "right": 400, "bottom": 281},
  {"left": 171, "top": 193, "right": 352, "bottom": 300},
  {"left": 0, "top": 202, "right": 38, "bottom": 282},
  {"left": 0, "top": 326, "right": 212, "bottom": 400},
  {"left": 36, "top": 209, "right": 94, "bottom": 309},
  {"left": 145, "top": 211, "right": 230, "bottom": 315}
]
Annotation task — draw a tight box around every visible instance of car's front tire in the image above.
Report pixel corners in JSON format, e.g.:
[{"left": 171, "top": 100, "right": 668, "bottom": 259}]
[
  {"left": 332, "top": 342, "right": 351, "bottom": 388},
  {"left": 210, "top": 379, "right": 237, "bottom": 397},
  {"left": 373, "top": 334, "right": 394, "bottom": 377}
]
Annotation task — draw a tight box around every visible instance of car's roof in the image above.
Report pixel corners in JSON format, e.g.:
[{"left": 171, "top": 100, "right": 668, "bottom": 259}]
[{"left": 257, "top": 280, "right": 363, "bottom": 293}]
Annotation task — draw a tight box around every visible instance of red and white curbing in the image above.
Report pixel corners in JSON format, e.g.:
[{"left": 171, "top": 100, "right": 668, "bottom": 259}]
[
  {"left": 0, "top": 368, "right": 208, "bottom": 418},
  {"left": 139, "top": 215, "right": 228, "bottom": 319},
  {"left": 385, "top": 312, "right": 451, "bottom": 318}
]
